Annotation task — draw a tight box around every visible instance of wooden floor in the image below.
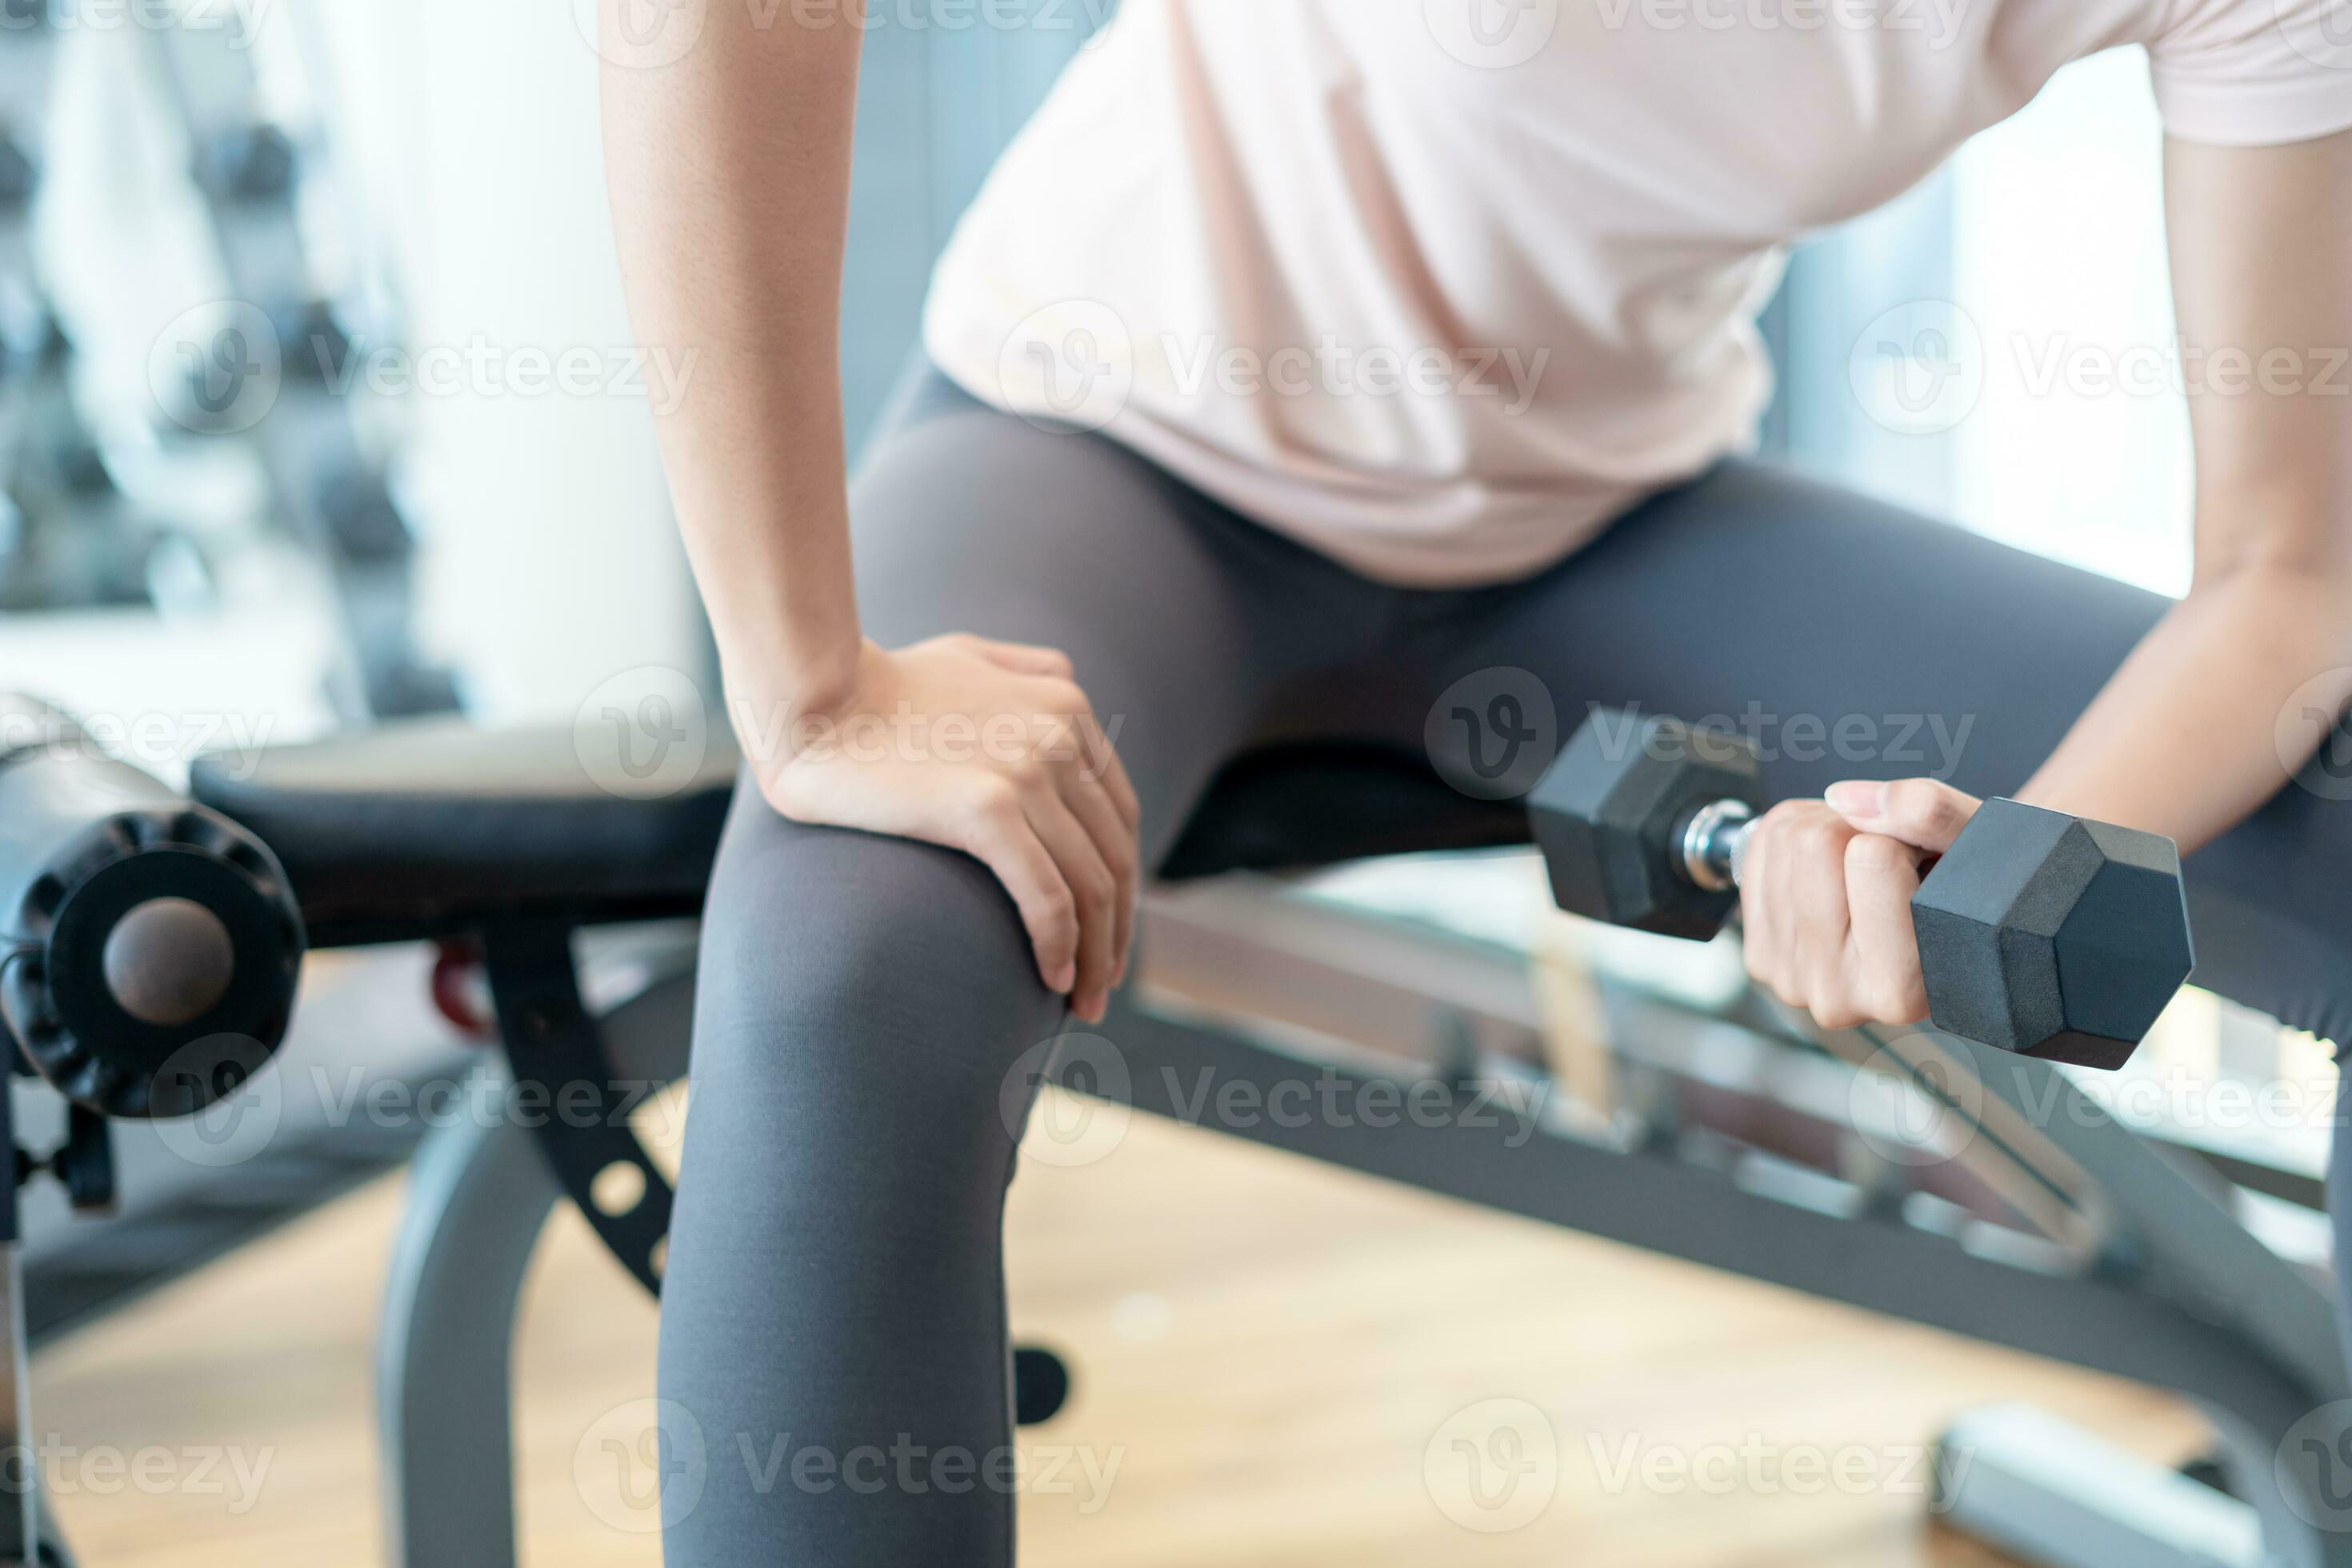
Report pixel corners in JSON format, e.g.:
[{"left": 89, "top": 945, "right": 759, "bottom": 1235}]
[{"left": 34, "top": 1086, "right": 2202, "bottom": 1566}]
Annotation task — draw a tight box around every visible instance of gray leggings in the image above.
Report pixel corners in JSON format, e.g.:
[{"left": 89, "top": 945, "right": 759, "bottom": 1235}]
[{"left": 658, "top": 371, "right": 2200, "bottom": 1562}]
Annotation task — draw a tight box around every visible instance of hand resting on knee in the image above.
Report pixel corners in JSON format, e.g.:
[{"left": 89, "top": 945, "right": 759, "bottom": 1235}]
[{"left": 737, "top": 632, "right": 1140, "bottom": 1023}]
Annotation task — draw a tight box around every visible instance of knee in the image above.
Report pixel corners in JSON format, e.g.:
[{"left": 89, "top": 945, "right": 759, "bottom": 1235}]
[{"left": 690, "top": 810, "right": 1062, "bottom": 1122}]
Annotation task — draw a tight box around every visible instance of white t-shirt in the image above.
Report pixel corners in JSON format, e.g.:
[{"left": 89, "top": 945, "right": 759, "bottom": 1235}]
[{"left": 923, "top": 0, "right": 2352, "bottom": 586}]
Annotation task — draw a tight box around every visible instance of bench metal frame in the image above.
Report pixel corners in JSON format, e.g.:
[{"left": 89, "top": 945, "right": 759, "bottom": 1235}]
[{"left": 373, "top": 878, "right": 2352, "bottom": 1568}]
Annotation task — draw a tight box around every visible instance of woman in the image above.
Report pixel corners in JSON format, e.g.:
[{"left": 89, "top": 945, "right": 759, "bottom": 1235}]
[{"left": 599, "top": 1, "right": 2352, "bottom": 1558}]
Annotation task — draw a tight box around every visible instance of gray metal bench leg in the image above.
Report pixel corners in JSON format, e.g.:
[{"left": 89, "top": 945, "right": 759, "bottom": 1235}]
[
  {"left": 1936, "top": 1401, "right": 2352, "bottom": 1568},
  {"left": 375, "top": 940, "right": 693, "bottom": 1568},
  {"left": 375, "top": 1062, "right": 554, "bottom": 1568}
]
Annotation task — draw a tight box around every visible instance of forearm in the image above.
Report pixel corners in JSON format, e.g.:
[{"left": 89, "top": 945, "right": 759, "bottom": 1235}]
[
  {"left": 600, "top": 2, "right": 866, "bottom": 710},
  {"left": 2018, "top": 563, "right": 2352, "bottom": 852}
]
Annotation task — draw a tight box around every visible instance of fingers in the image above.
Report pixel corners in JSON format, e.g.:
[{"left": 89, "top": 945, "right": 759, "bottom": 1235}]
[
  {"left": 1057, "top": 762, "right": 1139, "bottom": 994},
  {"left": 1736, "top": 802, "right": 1811, "bottom": 1009},
  {"left": 956, "top": 779, "right": 1082, "bottom": 1002},
  {"left": 1020, "top": 779, "right": 1123, "bottom": 1025},
  {"left": 1824, "top": 778, "right": 1980, "bottom": 855},
  {"left": 1741, "top": 802, "right": 1929, "bottom": 1030},
  {"left": 1842, "top": 834, "right": 1930, "bottom": 1025},
  {"left": 1791, "top": 814, "right": 1854, "bottom": 1012},
  {"left": 1076, "top": 714, "right": 1142, "bottom": 834}
]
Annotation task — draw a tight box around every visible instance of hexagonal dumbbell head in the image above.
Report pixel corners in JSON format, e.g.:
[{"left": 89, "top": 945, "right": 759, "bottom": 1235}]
[
  {"left": 1911, "top": 798, "right": 2193, "bottom": 1070},
  {"left": 1528, "top": 709, "right": 1763, "bottom": 939}
]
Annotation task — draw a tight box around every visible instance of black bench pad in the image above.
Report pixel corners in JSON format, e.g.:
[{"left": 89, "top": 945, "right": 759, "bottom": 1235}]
[
  {"left": 193, "top": 719, "right": 2352, "bottom": 1053},
  {"left": 189, "top": 723, "right": 1525, "bottom": 946}
]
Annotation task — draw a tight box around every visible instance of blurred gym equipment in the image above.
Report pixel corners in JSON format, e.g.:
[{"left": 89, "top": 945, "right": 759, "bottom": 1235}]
[{"left": 2, "top": 0, "right": 454, "bottom": 720}]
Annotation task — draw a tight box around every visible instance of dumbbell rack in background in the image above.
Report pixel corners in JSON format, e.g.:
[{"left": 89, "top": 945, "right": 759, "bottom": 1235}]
[
  {"left": 145, "top": 1, "right": 456, "bottom": 720},
  {"left": 2, "top": 0, "right": 455, "bottom": 723},
  {"left": 0, "top": 0, "right": 161, "bottom": 618}
]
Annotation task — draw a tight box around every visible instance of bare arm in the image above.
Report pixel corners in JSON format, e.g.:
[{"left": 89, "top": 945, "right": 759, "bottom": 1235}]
[
  {"left": 1754, "top": 130, "right": 2352, "bottom": 1035},
  {"left": 600, "top": 1, "right": 865, "bottom": 708},
  {"left": 599, "top": 4, "right": 1139, "bottom": 1020},
  {"left": 2014, "top": 129, "right": 2352, "bottom": 846}
]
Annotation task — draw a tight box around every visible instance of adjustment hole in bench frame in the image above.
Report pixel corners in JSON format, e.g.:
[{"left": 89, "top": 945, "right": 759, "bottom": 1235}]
[{"left": 590, "top": 1160, "right": 647, "bottom": 1218}]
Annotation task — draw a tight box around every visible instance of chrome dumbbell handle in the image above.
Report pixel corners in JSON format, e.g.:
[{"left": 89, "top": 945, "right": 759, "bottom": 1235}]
[{"left": 1678, "top": 798, "right": 1757, "bottom": 894}]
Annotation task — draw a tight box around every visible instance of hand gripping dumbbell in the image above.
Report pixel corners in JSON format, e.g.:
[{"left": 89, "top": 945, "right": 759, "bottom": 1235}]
[{"left": 1526, "top": 709, "right": 2194, "bottom": 1070}]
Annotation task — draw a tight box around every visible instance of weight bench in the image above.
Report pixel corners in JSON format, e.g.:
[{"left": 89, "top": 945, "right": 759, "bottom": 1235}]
[{"left": 5, "top": 696, "right": 2352, "bottom": 1566}]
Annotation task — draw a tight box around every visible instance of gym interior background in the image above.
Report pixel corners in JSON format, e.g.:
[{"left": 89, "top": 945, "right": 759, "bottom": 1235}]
[{"left": 0, "top": 2, "right": 2330, "bottom": 1565}]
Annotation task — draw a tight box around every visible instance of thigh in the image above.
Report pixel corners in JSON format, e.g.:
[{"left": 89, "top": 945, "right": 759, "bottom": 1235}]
[
  {"left": 1436, "top": 460, "right": 2170, "bottom": 802},
  {"left": 845, "top": 383, "right": 1399, "bottom": 865}
]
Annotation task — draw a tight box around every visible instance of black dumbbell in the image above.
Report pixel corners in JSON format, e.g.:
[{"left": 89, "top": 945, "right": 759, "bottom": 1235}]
[{"left": 1526, "top": 708, "right": 2194, "bottom": 1070}]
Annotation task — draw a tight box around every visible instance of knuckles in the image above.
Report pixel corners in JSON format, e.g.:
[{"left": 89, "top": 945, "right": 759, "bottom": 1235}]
[{"left": 1884, "top": 778, "right": 1950, "bottom": 833}]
